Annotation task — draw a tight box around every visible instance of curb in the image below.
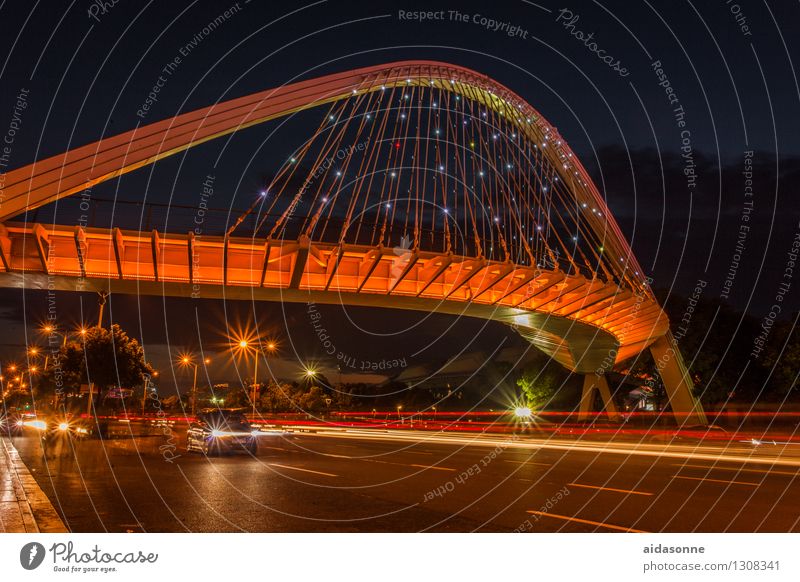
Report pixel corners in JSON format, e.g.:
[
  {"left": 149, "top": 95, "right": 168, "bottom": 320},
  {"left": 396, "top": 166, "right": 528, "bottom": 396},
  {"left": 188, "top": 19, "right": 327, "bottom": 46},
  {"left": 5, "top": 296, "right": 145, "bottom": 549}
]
[{"left": 1, "top": 436, "right": 68, "bottom": 533}]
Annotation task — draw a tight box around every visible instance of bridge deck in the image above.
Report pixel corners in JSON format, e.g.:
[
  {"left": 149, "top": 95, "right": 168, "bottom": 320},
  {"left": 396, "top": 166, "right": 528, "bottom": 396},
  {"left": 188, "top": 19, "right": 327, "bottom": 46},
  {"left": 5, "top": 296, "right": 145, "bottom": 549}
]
[{"left": 0, "top": 222, "right": 668, "bottom": 372}]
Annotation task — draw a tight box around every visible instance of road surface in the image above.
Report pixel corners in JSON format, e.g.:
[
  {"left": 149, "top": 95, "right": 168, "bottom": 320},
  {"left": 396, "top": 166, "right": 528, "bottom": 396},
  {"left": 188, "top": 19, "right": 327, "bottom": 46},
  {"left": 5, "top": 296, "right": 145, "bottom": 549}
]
[{"left": 7, "top": 423, "right": 800, "bottom": 532}]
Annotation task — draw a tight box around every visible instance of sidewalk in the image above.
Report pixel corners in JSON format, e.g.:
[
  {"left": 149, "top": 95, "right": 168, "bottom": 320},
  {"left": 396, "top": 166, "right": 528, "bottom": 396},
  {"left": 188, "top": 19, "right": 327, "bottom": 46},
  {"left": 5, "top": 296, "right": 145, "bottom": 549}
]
[{"left": 0, "top": 436, "right": 67, "bottom": 533}]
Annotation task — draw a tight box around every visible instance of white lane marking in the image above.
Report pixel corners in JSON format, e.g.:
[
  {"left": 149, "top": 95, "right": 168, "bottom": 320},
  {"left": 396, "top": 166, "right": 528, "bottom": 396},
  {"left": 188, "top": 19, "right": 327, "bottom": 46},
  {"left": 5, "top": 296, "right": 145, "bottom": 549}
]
[
  {"left": 671, "top": 463, "right": 800, "bottom": 477},
  {"left": 268, "top": 463, "right": 337, "bottom": 477},
  {"left": 527, "top": 511, "right": 647, "bottom": 532},
  {"left": 670, "top": 475, "right": 759, "bottom": 487},
  {"left": 409, "top": 464, "right": 457, "bottom": 472},
  {"left": 567, "top": 482, "right": 653, "bottom": 496},
  {"left": 504, "top": 459, "right": 551, "bottom": 467}
]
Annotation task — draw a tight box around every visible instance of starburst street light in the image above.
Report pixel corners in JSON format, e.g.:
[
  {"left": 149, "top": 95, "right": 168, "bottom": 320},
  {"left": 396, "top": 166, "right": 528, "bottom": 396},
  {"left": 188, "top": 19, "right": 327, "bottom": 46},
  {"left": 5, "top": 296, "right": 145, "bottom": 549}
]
[
  {"left": 514, "top": 406, "right": 533, "bottom": 419},
  {"left": 229, "top": 330, "right": 264, "bottom": 417}
]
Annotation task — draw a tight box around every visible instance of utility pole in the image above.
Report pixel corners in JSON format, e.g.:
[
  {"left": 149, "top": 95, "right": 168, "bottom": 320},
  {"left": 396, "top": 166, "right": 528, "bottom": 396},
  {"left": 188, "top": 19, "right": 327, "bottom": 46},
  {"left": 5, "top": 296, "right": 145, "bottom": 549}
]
[
  {"left": 86, "top": 291, "right": 109, "bottom": 420},
  {"left": 191, "top": 363, "right": 199, "bottom": 417},
  {"left": 251, "top": 350, "right": 259, "bottom": 417}
]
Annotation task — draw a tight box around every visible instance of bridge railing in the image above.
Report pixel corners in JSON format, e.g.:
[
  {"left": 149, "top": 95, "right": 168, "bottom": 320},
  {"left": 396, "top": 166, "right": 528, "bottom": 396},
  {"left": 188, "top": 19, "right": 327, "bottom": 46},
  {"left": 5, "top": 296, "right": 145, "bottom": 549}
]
[{"left": 22, "top": 196, "right": 585, "bottom": 273}]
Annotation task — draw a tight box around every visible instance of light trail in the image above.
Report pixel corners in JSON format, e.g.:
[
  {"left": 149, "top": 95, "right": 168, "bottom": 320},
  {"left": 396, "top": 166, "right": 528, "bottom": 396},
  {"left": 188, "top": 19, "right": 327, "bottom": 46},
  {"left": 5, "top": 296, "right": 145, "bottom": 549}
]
[
  {"left": 669, "top": 475, "right": 760, "bottom": 487},
  {"left": 671, "top": 463, "right": 800, "bottom": 477},
  {"left": 299, "top": 427, "right": 800, "bottom": 468}
]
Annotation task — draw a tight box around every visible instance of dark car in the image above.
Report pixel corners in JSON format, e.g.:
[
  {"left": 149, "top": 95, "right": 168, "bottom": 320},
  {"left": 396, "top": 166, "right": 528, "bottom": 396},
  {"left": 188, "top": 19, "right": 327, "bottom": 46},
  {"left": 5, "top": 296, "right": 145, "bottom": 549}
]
[{"left": 187, "top": 409, "right": 258, "bottom": 455}]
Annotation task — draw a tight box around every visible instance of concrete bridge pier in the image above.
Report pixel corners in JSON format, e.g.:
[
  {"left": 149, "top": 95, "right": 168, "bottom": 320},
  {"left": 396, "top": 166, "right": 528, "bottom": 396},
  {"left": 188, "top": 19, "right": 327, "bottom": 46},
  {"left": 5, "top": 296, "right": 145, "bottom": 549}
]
[
  {"left": 578, "top": 373, "right": 620, "bottom": 422},
  {"left": 577, "top": 332, "right": 708, "bottom": 426},
  {"left": 649, "top": 332, "right": 708, "bottom": 426}
]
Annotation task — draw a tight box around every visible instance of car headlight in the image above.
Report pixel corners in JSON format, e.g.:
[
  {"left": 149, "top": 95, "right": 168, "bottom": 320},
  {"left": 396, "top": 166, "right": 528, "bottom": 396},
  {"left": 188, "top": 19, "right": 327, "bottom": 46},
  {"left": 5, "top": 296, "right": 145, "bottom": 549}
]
[
  {"left": 211, "top": 429, "right": 224, "bottom": 438},
  {"left": 58, "top": 422, "right": 69, "bottom": 431}
]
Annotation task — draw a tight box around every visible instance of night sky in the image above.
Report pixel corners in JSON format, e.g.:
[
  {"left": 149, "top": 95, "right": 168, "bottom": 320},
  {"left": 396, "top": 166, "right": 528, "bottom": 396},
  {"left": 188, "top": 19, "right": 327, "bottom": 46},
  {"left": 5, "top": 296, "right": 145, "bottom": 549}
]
[{"left": 1, "top": 0, "right": 799, "bottom": 390}]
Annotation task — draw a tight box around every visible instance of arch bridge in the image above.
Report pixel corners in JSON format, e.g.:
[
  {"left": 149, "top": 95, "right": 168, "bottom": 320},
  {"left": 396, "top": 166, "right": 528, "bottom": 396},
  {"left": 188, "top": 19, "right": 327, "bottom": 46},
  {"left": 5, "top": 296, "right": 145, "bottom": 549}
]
[{"left": 0, "top": 61, "right": 705, "bottom": 424}]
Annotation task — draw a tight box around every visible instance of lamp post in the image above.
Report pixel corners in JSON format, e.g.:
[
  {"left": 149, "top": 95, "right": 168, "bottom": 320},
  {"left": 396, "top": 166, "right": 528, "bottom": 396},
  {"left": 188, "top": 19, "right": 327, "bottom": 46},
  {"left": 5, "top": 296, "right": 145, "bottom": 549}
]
[
  {"left": 239, "top": 340, "right": 261, "bottom": 417},
  {"left": 179, "top": 355, "right": 211, "bottom": 417},
  {"left": 231, "top": 337, "right": 258, "bottom": 417},
  {"left": 231, "top": 333, "right": 279, "bottom": 418},
  {"left": 78, "top": 325, "right": 95, "bottom": 419}
]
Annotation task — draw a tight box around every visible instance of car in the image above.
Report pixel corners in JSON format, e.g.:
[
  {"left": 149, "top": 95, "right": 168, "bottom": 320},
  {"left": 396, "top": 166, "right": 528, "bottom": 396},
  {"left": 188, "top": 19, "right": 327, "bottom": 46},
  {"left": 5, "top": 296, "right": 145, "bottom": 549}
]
[
  {"left": 39, "top": 415, "right": 92, "bottom": 458},
  {"left": 187, "top": 409, "right": 258, "bottom": 455}
]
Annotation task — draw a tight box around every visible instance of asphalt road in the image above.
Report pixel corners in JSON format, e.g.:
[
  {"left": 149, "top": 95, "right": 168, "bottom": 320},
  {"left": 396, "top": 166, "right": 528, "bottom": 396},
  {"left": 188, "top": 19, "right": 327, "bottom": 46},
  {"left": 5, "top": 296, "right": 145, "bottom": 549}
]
[{"left": 8, "top": 424, "right": 800, "bottom": 532}]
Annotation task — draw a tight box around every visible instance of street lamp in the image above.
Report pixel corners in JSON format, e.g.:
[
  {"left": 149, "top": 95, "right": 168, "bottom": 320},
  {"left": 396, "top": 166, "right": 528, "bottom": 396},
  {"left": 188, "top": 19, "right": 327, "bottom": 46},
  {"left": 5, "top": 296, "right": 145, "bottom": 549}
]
[
  {"left": 513, "top": 406, "right": 532, "bottom": 419},
  {"left": 230, "top": 332, "right": 280, "bottom": 417},
  {"left": 243, "top": 340, "right": 261, "bottom": 417},
  {"left": 178, "top": 354, "right": 211, "bottom": 417},
  {"left": 231, "top": 334, "right": 260, "bottom": 417}
]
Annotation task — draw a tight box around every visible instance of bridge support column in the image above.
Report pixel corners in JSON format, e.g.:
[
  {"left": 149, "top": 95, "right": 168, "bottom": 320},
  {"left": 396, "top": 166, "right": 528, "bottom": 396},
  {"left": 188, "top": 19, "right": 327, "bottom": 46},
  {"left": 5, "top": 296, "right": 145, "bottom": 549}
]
[
  {"left": 649, "top": 332, "right": 707, "bottom": 426},
  {"left": 578, "top": 373, "right": 619, "bottom": 422}
]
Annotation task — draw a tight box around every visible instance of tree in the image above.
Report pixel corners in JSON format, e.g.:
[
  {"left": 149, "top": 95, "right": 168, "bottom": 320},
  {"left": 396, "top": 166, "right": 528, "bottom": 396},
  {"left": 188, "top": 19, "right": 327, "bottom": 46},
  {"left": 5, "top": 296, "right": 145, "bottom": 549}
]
[
  {"left": 297, "top": 385, "right": 327, "bottom": 413},
  {"left": 763, "top": 315, "right": 800, "bottom": 400},
  {"left": 515, "top": 352, "right": 568, "bottom": 410},
  {"left": 39, "top": 324, "right": 153, "bottom": 407},
  {"left": 259, "top": 381, "right": 294, "bottom": 413}
]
